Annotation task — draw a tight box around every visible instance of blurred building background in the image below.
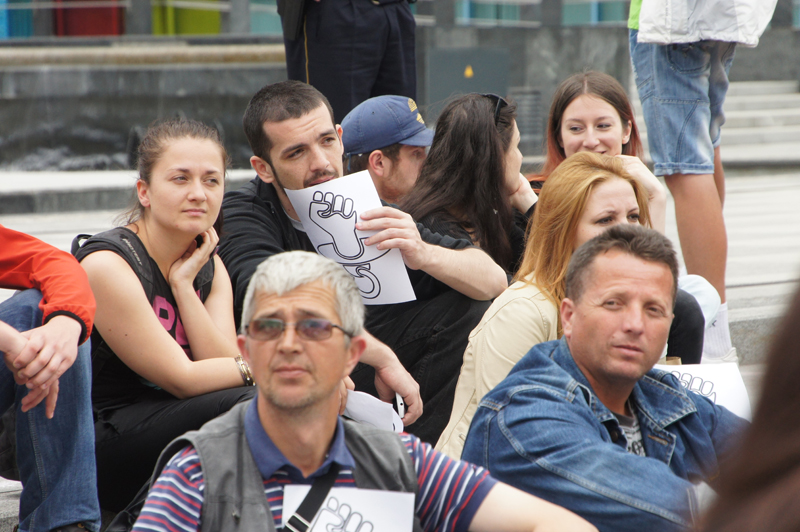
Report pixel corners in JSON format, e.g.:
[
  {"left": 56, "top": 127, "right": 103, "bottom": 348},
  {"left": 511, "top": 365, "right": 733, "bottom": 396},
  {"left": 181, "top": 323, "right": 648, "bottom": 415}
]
[{"left": 0, "top": 0, "right": 792, "bottom": 170}]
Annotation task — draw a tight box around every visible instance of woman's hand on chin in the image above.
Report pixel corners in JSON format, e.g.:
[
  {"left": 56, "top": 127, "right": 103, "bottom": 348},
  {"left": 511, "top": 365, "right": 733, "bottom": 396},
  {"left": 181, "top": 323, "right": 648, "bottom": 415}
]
[
  {"left": 508, "top": 173, "right": 538, "bottom": 213},
  {"left": 168, "top": 227, "right": 219, "bottom": 289}
]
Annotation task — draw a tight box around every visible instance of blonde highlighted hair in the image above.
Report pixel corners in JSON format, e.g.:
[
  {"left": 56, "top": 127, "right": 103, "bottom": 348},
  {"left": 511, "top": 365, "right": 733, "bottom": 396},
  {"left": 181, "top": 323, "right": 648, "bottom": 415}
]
[{"left": 515, "top": 152, "right": 651, "bottom": 332}]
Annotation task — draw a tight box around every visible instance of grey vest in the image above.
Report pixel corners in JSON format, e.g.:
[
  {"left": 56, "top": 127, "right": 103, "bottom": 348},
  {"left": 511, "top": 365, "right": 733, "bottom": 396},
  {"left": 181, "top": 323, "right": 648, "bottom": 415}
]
[{"left": 153, "top": 403, "right": 423, "bottom": 532}]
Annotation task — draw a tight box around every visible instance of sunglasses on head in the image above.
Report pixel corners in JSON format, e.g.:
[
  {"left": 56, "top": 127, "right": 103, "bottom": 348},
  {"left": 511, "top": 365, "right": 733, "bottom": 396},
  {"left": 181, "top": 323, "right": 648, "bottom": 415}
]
[
  {"left": 480, "top": 93, "right": 509, "bottom": 125},
  {"left": 245, "top": 317, "right": 351, "bottom": 342}
]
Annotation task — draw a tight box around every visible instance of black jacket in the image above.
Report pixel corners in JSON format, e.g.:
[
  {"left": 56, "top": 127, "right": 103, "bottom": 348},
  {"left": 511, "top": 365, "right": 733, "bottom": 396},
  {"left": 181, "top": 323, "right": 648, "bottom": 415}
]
[{"left": 218, "top": 177, "right": 475, "bottom": 328}]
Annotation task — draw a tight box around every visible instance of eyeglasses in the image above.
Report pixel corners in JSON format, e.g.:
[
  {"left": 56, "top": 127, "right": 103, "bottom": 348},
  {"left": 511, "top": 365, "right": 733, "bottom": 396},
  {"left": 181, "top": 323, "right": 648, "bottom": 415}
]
[
  {"left": 481, "top": 93, "right": 509, "bottom": 125},
  {"left": 245, "top": 317, "right": 351, "bottom": 342}
]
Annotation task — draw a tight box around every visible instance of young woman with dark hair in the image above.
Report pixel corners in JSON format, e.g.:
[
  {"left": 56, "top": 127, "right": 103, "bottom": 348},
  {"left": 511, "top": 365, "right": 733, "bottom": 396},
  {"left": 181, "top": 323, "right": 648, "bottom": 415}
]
[
  {"left": 542, "top": 70, "right": 644, "bottom": 177},
  {"left": 537, "top": 71, "right": 667, "bottom": 230},
  {"left": 74, "top": 119, "right": 256, "bottom": 511},
  {"left": 400, "top": 93, "right": 538, "bottom": 273}
]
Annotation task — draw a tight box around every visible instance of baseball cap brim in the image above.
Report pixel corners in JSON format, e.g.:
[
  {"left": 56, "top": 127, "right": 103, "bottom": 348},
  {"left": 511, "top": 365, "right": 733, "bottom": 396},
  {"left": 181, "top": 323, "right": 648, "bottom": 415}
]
[{"left": 399, "top": 127, "right": 434, "bottom": 147}]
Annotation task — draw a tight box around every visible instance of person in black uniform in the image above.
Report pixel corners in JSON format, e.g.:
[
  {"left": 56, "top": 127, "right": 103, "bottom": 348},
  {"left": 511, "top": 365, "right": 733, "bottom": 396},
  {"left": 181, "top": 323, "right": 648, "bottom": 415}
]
[{"left": 277, "top": 0, "right": 416, "bottom": 123}]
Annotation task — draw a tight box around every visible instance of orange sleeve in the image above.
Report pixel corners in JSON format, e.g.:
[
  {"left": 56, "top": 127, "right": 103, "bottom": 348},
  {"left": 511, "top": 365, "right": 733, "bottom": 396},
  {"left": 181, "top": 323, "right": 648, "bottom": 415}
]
[{"left": 0, "top": 225, "right": 95, "bottom": 343}]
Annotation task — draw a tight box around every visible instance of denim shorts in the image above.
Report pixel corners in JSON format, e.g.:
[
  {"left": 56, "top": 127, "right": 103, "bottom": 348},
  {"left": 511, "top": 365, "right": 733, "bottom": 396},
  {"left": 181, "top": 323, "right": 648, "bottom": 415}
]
[{"left": 629, "top": 29, "right": 736, "bottom": 176}]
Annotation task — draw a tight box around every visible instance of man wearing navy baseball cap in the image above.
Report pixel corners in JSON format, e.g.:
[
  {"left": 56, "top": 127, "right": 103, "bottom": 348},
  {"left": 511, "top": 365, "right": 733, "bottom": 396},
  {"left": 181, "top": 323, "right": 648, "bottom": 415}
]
[{"left": 342, "top": 96, "right": 433, "bottom": 204}]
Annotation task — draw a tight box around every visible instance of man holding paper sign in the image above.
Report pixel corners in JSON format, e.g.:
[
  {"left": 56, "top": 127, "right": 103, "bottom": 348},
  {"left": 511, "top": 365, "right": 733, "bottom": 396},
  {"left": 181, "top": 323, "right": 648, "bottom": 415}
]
[
  {"left": 463, "top": 225, "right": 747, "bottom": 532},
  {"left": 133, "top": 251, "right": 594, "bottom": 532},
  {"left": 219, "top": 81, "right": 508, "bottom": 443}
]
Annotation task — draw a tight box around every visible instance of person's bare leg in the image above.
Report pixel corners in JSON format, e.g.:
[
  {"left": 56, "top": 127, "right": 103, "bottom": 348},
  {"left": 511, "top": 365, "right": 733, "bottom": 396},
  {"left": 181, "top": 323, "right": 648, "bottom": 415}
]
[
  {"left": 664, "top": 173, "right": 727, "bottom": 304},
  {"left": 713, "top": 145, "right": 725, "bottom": 207},
  {"left": 666, "top": 171, "right": 734, "bottom": 361}
]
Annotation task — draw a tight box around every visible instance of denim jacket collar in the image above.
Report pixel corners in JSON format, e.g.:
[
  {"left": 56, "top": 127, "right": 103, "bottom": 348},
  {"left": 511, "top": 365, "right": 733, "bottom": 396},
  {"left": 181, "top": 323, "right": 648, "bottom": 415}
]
[{"left": 551, "top": 338, "right": 698, "bottom": 463}]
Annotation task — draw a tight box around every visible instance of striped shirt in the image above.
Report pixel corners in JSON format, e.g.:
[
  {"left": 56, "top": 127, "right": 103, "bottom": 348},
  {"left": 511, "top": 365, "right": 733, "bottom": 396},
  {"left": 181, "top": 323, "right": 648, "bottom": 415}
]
[{"left": 132, "top": 433, "right": 496, "bottom": 532}]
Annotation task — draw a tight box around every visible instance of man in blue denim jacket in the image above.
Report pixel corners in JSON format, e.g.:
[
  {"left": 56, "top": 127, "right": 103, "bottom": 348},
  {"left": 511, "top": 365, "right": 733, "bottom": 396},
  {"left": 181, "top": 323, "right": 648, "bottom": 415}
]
[{"left": 462, "top": 225, "right": 748, "bottom": 532}]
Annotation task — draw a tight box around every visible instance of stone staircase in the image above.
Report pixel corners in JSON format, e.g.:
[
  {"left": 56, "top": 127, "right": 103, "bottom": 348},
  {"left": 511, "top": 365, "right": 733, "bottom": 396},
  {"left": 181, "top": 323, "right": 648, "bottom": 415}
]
[{"left": 636, "top": 80, "right": 800, "bottom": 168}]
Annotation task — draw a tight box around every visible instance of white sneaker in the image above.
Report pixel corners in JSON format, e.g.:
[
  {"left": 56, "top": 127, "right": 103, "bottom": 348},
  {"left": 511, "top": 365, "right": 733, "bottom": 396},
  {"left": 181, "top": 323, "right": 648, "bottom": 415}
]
[{"left": 702, "top": 347, "right": 739, "bottom": 365}]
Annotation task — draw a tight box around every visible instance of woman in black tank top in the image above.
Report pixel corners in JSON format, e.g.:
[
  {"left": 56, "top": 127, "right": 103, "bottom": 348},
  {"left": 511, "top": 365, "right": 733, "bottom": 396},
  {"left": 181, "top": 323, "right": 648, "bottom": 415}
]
[{"left": 76, "top": 119, "right": 256, "bottom": 511}]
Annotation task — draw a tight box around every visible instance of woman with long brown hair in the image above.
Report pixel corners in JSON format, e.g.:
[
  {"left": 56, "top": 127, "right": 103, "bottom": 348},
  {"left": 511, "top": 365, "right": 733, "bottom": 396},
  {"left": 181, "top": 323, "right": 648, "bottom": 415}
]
[
  {"left": 401, "top": 93, "right": 538, "bottom": 273},
  {"left": 541, "top": 70, "right": 644, "bottom": 177},
  {"left": 437, "top": 152, "right": 654, "bottom": 458}
]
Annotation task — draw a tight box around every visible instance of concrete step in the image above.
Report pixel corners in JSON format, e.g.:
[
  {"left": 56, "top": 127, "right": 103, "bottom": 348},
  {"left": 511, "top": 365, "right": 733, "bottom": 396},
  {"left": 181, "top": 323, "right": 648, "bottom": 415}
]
[
  {"left": 721, "top": 142, "right": 800, "bottom": 166},
  {"left": 634, "top": 93, "right": 800, "bottom": 115},
  {"left": 716, "top": 124, "right": 800, "bottom": 146},
  {"left": 0, "top": 169, "right": 255, "bottom": 215},
  {"left": 723, "top": 107, "right": 800, "bottom": 129},
  {"left": 725, "top": 80, "right": 800, "bottom": 97},
  {"left": 644, "top": 124, "right": 800, "bottom": 147},
  {"left": 0, "top": 43, "right": 286, "bottom": 67},
  {"left": 662, "top": 172, "right": 800, "bottom": 366}
]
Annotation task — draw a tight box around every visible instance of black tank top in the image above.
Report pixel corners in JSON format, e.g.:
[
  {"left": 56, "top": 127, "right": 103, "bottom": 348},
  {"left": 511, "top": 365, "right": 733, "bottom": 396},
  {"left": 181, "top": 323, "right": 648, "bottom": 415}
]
[{"left": 73, "top": 227, "right": 215, "bottom": 413}]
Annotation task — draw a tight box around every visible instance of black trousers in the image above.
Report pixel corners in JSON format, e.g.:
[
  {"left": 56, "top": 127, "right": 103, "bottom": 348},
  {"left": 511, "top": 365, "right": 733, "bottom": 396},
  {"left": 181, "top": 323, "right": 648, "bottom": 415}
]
[
  {"left": 283, "top": 0, "right": 417, "bottom": 123},
  {"left": 94, "top": 386, "right": 256, "bottom": 511},
  {"left": 668, "top": 288, "right": 705, "bottom": 364},
  {"left": 354, "top": 290, "right": 491, "bottom": 444}
]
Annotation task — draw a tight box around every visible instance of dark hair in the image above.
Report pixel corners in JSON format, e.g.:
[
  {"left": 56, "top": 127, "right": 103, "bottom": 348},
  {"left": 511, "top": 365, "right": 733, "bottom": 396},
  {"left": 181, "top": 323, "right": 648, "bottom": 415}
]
[
  {"left": 400, "top": 93, "right": 518, "bottom": 270},
  {"left": 122, "top": 118, "right": 228, "bottom": 235},
  {"left": 699, "top": 286, "right": 800, "bottom": 532},
  {"left": 565, "top": 224, "right": 678, "bottom": 306},
  {"left": 542, "top": 71, "right": 643, "bottom": 178},
  {"left": 344, "top": 143, "right": 402, "bottom": 175},
  {"left": 243, "top": 80, "right": 335, "bottom": 163}
]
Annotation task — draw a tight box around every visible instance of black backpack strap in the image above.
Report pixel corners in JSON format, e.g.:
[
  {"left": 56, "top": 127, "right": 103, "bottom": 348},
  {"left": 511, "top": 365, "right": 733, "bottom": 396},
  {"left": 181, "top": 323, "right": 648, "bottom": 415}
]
[
  {"left": 70, "top": 234, "right": 91, "bottom": 256},
  {"left": 72, "top": 228, "right": 156, "bottom": 296},
  {"left": 285, "top": 463, "right": 341, "bottom": 532},
  {"left": 72, "top": 229, "right": 157, "bottom": 380}
]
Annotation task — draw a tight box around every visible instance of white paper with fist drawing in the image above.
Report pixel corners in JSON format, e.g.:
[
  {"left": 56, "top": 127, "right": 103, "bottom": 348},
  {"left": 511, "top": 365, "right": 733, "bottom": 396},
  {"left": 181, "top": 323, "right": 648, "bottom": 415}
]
[
  {"left": 654, "top": 362, "right": 751, "bottom": 420},
  {"left": 283, "top": 486, "right": 415, "bottom": 532},
  {"left": 285, "top": 171, "right": 416, "bottom": 305}
]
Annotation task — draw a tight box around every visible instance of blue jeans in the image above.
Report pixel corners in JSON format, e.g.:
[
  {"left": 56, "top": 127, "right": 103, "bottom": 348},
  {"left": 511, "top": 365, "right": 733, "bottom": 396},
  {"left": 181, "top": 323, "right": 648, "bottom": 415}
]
[
  {"left": 629, "top": 29, "right": 736, "bottom": 176},
  {"left": 0, "top": 290, "right": 101, "bottom": 532}
]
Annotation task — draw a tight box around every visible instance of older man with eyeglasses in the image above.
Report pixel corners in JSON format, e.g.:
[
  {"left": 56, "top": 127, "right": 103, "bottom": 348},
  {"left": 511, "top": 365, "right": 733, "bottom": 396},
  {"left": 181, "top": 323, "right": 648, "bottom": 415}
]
[{"left": 132, "top": 251, "right": 596, "bottom": 532}]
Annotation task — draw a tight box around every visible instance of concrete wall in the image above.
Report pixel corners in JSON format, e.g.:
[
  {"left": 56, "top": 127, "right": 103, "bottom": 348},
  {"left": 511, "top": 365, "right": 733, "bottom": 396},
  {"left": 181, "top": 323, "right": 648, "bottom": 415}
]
[
  {"left": 0, "top": 18, "right": 794, "bottom": 170},
  {"left": 418, "top": 25, "right": 631, "bottom": 101},
  {"left": 0, "top": 62, "right": 287, "bottom": 170},
  {"left": 416, "top": 24, "right": 632, "bottom": 154},
  {"left": 728, "top": 27, "right": 800, "bottom": 82},
  {"left": 0, "top": 26, "right": 632, "bottom": 169}
]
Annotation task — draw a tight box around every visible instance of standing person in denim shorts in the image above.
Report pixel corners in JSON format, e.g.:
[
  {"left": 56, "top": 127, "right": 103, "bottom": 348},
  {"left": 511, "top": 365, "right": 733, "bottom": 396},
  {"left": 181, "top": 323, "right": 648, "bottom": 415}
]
[{"left": 628, "top": 0, "right": 777, "bottom": 363}]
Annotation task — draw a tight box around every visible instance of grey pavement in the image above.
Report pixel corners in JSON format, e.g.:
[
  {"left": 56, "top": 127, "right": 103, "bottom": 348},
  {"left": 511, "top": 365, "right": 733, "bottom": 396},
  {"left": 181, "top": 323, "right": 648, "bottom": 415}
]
[
  {"left": 633, "top": 80, "right": 800, "bottom": 169},
  {"left": 0, "top": 479, "right": 18, "bottom": 532}
]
